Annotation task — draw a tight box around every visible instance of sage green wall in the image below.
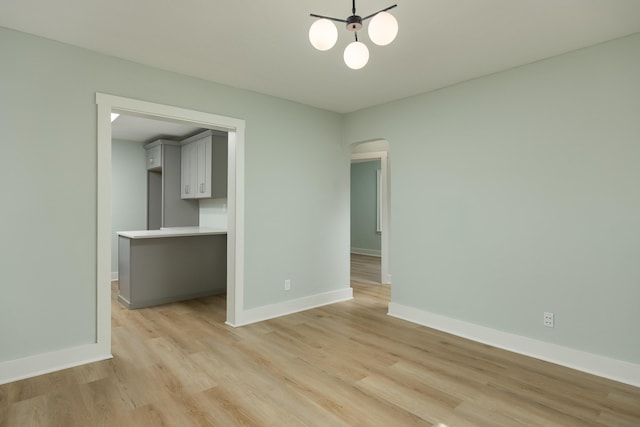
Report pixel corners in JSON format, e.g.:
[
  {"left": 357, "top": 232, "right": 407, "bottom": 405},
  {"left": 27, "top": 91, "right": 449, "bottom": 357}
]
[
  {"left": 351, "top": 160, "right": 381, "bottom": 253},
  {"left": 0, "top": 27, "right": 348, "bottom": 362},
  {"left": 343, "top": 33, "right": 640, "bottom": 364},
  {"left": 111, "top": 139, "right": 147, "bottom": 276}
]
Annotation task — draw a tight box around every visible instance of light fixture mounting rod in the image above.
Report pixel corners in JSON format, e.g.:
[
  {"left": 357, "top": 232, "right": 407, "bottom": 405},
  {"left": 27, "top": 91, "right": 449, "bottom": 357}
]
[
  {"left": 309, "top": 13, "right": 347, "bottom": 23},
  {"left": 309, "top": 3, "right": 397, "bottom": 25},
  {"left": 362, "top": 4, "right": 397, "bottom": 21}
]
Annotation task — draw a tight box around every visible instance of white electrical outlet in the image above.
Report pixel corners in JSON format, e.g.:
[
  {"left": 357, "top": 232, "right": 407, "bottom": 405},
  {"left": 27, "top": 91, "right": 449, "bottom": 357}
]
[
  {"left": 543, "top": 312, "right": 554, "bottom": 328},
  {"left": 284, "top": 279, "right": 291, "bottom": 291}
]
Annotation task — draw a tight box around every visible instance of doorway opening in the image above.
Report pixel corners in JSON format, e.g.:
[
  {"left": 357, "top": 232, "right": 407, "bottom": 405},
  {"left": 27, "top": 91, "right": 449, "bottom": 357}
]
[
  {"left": 96, "top": 94, "right": 246, "bottom": 358},
  {"left": 350, "top": 140, "right": 390, "bottom": 286}
]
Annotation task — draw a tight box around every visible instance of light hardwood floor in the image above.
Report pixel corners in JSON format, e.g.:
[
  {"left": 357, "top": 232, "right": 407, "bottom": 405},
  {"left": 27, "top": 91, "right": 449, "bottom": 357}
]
[
  {"left": 350, "top": 253, "right": 381, "bottom": 285},
  {"left": 1, "top": 274, "right": 639, "bottom": 425}
]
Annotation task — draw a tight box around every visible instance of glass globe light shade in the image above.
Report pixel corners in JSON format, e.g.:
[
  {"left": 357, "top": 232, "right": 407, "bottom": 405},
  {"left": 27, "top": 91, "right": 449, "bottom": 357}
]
[
  {"left": 368, "top": 11, "right": 398, "bottom": 46},
  {"left": 343, "top": 41, "right": 369, "bottom": 70},
  {"left": 309, "top": 19, "right": 338, "bottom": 51}
]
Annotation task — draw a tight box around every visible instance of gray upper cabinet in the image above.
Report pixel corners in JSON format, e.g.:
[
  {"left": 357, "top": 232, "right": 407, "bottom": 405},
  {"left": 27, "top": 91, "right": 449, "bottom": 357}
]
[
  {"left": 181, "top": 130, "right": 228, "bottom": 200},
  {"left": 145, "top": 144, "right": 162, "bottom": 171},
  {"left": 144, "top": 139, "right": 198, "bottom": 229}
]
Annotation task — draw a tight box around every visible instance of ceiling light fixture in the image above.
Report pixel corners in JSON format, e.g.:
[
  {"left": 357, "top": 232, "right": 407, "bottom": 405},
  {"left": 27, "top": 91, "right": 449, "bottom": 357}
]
[{"left": 309, "top": 1, "right": 398, "bottom": 70}]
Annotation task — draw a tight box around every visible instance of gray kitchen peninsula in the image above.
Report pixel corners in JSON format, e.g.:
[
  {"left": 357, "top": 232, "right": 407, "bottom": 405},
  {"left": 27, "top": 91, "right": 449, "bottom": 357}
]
[{"left": 117, "top": 227, "right": 227, "bottom": 309}]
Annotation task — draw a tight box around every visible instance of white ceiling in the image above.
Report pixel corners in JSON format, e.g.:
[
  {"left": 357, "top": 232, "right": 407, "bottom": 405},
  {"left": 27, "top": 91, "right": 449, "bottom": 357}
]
[
  {"left": 111, "top": 114, "right": 205, "bottom": 143},
  {"left": 1, "top": 1, "right": 639, "bottom": 113}
]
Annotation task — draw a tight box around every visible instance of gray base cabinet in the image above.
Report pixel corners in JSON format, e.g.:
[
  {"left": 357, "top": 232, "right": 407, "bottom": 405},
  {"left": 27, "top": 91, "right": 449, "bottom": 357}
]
[{"left": 118, "top": 234, "right": 226, "bottom": 309}]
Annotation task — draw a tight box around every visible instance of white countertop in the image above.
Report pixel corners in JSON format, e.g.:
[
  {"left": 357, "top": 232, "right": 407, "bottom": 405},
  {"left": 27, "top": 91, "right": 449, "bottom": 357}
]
[{"left": 117, "top": 226, "right": 227, "bottom": 239}]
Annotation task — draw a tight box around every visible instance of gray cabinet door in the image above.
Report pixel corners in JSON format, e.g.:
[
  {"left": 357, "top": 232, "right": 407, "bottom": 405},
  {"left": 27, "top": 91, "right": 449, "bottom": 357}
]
[{"left": 163, "top": 144, "right": 198, "bottom": 227}]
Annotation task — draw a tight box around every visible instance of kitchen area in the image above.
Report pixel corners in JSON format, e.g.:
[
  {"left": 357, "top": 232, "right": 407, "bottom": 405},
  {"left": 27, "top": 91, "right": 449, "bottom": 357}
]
[{"left": 112, "top": 115, "right": 229, "bottom": 309}]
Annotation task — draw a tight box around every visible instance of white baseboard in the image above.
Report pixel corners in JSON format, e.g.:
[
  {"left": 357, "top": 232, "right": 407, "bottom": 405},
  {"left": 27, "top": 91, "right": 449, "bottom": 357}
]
[
  {"left": 111, "top": 271, "right": 118, "bottom": 281},
  {"left": 388, "top": 302, "right": 640, "bottom": 388},
  {"left": 351, "top": 248, "right": 381, "bottom": 257},
  {"left": 0, "top": 343, "right": 112, "bottom": 385},
  {"left": 234, "top": 288, "right": 353, "bottom": 327}
]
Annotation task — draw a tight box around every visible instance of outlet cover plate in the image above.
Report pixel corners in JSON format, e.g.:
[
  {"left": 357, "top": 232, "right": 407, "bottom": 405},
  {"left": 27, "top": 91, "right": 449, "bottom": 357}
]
[{"left": 543, "top": 312, "right": 554, "bottom": 328}]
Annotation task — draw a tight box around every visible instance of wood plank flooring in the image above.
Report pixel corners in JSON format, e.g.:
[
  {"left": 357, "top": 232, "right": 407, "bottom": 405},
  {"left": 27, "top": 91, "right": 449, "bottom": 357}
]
[
  {"left": 1, "top": 273, "right": 639, "bottom": 425},
  {"left": 350, "top": 253, "right": 381, "bottom": 285}
]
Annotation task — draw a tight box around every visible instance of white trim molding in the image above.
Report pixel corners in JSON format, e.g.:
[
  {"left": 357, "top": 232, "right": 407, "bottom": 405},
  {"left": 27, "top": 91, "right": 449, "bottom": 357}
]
[
  {"left": 237, "top": 288, "right": 353, "bottom": 326},
  {"left": 96, "top": 93, "right": 245, "bottom": 331},
  {"left": 0, "top": 344, "right": 111, "bottom": 386},
  {"left": 388, "top": 302, "right": 640, "bottom": 388}
]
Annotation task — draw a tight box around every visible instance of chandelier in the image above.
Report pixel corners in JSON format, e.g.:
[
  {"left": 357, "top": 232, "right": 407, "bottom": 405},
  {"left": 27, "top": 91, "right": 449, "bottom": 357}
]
[{"left": 309, "top": 1, "right": 398, "bottom": 70}]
